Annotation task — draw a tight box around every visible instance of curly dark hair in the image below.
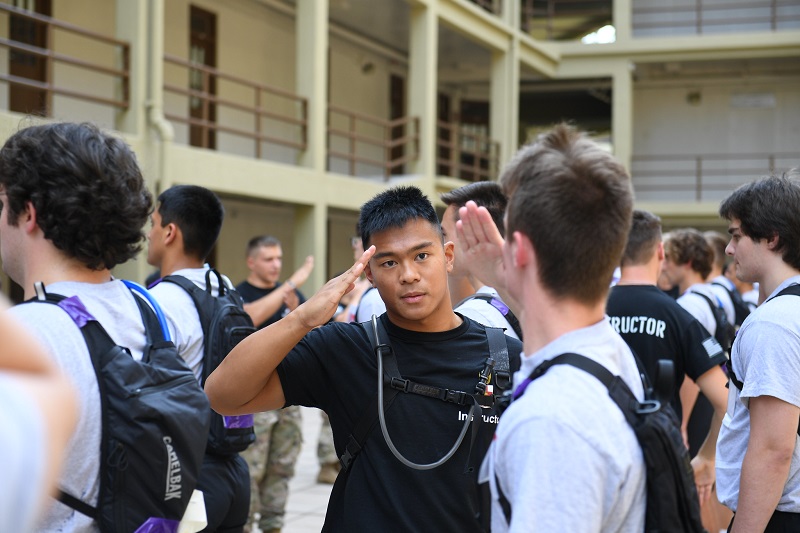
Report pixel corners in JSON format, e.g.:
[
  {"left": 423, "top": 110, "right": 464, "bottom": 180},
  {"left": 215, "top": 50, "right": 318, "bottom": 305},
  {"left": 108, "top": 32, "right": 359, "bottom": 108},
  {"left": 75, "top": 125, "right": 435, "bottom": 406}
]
[{"left": 0, "top": 122, "right": 152, "bottom": 270}]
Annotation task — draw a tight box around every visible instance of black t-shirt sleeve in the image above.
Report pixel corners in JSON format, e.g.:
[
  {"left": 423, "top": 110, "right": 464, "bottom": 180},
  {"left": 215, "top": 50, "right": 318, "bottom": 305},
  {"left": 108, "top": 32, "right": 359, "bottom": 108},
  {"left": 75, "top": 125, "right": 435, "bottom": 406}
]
[{"left": 680, "top": 313, "right": 727, "bottom": 380}]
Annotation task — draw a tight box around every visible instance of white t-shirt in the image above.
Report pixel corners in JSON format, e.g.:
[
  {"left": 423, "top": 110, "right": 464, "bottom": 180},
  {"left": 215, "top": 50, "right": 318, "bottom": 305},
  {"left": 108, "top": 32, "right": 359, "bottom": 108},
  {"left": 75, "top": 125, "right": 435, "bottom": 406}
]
[
  {"left": 709, "top": 275, "right": 737, "bottom": 325},
  {"left": 355, "top": 286, "right": 386, "bottom": 323},
  {"left": 10, "top": 280, "right": 149, "bottom": 533},
  {"left": 717, "top": 276, "right": 800, "bottom": 512},
  {"left": 484, "top": 320, "right": 646, "bottom": 532},
  {"left": 678, "top": 283, "right": 721, "bottom": 336},
  {"left": 0, "top": 373, "right": 47, "bottom": 533},
  {"left": 149, "top": 267, "right": 224, "bottom": 382},
  {"left": 455, "top": 286, "right": 520, "bottom": 341}
]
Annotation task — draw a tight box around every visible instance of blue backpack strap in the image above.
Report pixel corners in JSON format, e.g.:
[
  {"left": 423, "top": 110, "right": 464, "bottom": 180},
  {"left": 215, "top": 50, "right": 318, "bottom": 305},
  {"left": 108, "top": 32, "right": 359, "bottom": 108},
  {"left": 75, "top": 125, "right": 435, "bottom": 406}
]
[{"left": 122, "top": 279, "right": 171, "bottom": 342}]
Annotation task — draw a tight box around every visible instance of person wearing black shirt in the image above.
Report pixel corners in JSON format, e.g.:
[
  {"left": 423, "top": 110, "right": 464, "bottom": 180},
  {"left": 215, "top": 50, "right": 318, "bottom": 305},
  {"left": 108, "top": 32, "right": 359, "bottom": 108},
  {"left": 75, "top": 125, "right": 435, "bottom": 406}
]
[
  {"left": 206, "top": 186, "right": 521, "bottom": 532},
  {"left": 606, "top": 210, "right": 728, "bottom": 511}
]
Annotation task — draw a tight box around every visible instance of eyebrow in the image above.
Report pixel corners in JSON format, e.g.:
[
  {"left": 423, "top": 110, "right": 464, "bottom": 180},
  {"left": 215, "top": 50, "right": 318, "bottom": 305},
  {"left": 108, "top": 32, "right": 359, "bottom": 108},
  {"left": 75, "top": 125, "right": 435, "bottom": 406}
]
[{"left": 373, "top": 241, "right": 435, "bottom": 260}]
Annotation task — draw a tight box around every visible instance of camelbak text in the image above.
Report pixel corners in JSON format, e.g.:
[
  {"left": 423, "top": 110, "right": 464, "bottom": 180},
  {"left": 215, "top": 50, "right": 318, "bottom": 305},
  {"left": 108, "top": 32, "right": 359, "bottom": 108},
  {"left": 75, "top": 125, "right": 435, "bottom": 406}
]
[{"left": 163, "top": 436, "right": 182, "bottom": 501}]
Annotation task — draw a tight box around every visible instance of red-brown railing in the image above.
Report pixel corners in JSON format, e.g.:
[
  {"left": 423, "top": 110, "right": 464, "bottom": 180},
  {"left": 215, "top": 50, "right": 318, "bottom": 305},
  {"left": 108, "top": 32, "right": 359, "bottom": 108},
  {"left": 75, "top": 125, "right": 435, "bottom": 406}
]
[
  {"left": 327, "top": 105, "right": 419, "bottom": 179},
  {"left": 163, "top": 55, "right": 308, "bottom": 157},
  {"left": 631, "top": 152, "right": 798, "bottom": 201},
  {"left": 436, "top": 120, "right": 500, "bottom": 182},
  {"left": 632, "top": 0, "right": 799, "bottom": 35},
  {"left": 0, "top": 3, "right": 129, "bottom": 114}
]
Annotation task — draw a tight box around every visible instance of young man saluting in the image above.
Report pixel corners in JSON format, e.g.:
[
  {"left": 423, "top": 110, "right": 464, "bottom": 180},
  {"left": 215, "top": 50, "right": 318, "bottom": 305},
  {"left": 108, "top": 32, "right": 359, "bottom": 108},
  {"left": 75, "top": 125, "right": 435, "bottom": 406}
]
[{"left": 205, "top": 186, "right": 522, "bottom": 532}]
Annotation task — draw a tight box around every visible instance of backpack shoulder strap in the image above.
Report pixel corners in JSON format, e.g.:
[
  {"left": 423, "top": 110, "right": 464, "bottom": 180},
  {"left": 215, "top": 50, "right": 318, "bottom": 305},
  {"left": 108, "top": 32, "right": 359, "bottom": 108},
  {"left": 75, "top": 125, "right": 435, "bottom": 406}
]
[
  {"left": 485, "top": 327, "right": 511, "bottom": 391},
  {"left": 457, "top": 293, "right": 523, "bottom": 340},
  {"left": 161, "top": 274, "right": 214, "bottom": 338},
  {"left": 339, "top": 316, "right": 400, "bottom": 472}
]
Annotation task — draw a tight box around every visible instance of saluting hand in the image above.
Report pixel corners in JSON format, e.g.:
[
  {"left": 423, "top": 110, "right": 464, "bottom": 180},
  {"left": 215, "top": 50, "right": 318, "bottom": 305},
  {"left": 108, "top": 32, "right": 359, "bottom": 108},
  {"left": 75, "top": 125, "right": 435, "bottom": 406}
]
[{"left": 293, "top": 246, "right": 375, "bottom": 330}]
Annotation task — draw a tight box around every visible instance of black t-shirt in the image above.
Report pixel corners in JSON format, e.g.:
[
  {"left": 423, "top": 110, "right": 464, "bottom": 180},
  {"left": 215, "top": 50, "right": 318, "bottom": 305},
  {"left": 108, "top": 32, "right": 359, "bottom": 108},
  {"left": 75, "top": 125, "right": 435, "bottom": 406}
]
[
  {"left": 235, "top": 280, "right": 306, "bottom": 330},
  {"left": 606, "top": 284, "right": 727, "bottom": 418},
  {"left": 277, "top": 313, "right": 522, "bottom": 532}
]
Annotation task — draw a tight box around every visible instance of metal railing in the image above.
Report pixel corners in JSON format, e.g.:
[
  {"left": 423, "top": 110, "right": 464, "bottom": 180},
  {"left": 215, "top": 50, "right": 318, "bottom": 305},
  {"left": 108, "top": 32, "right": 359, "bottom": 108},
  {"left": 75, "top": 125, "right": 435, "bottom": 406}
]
[
  {"left": 632, "top": 0, "right": 800, "bottom": 35},
  {"left": 0, "top": 3, "right": 129, "bottom": 114},
  {"left": 521, "top": 0, "right": 612, "bottom": 39},
  {"left": 327, "top": 105, "right": 419, "bottom": 179},
  {"left": 163, "top": 55, "right": 308, "bottom": 157},
  {"left": 631, "top": 152, "right": 799, "bottom": 201},
  {"left": 436, "top": 120, "right": 500, "bottom": 182}
]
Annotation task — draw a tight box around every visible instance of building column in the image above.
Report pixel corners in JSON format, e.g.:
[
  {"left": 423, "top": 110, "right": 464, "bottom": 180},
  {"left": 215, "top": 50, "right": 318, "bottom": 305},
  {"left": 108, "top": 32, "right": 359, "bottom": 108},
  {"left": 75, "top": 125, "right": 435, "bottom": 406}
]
[
  {"left": 294, "top": 203, "right": 327, "bottom": 293},
  {"left": 613, "top": 0, "right": 632, "bottom": 42},
  {"left": 114, "top": 0, "right": 148, "bottom": 136},
  {"left": 296, "top": 0, "right": 329, "bottom": 173},
  {"left": 407, "top": 1, "right": 438, "bottom": 196},
  {"left": 611, "top": 61, "right": 634, "bottom": 175},
  {"left": 489, "top": 2, "right": 519, "bottom": 172}
]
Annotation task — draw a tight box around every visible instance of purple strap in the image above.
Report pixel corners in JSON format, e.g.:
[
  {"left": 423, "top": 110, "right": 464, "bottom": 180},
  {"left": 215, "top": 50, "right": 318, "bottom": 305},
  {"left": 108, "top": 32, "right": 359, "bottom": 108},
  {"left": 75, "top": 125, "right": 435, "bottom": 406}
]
[
  {"left": 490, "top": 297, "right": 510, "bottom": 316},
  {"left": 57, "top": 296, "right": 96, "bottom": 328},
  {"left": 224, "top": 414, "right": 254, "bottom": 429},
  {"left": 512, "top": 377, "right": 533, "bottom": 401},
  {"left": 133, "top": 517, "right": 180, "bottom": 533}
]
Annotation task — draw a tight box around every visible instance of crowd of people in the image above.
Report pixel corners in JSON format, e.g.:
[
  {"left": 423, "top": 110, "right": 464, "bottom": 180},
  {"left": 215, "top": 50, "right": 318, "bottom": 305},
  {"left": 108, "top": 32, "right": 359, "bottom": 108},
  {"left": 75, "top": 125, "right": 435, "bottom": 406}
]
[{"left": 1, "top": 120, "right": 798, "bottom": 533}]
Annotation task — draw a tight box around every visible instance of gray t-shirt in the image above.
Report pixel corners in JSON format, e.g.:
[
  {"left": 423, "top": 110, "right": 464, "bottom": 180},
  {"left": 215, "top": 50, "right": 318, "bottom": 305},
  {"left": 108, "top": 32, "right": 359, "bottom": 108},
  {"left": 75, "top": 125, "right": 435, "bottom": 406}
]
[
  {"left": 717, "top": 276, "right": 800, "bottom": 512},
  {"left": 10, "top": 280, "right": 149, "bottom": 533}
]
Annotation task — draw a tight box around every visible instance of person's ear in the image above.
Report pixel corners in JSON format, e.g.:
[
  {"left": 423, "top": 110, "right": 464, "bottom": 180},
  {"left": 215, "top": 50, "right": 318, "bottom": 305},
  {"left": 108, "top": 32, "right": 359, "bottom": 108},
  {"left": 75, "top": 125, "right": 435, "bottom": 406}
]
[
  {"left": 163, "top": 223, "right": 178, "bottom": 246},
  {"left": 21, "top": 201, "right": 37, "bottom": 233},
  {"left": 766, "top": 233, "right": 780, "bottom": 250},
  {"left": 443, "top": 240, "right": 455, "bottom": 273},
  {"left": 364, "top": 262, "right": 374, "bottom": 285},
  {"left": 657, "top": 241, "right": 665, "bottom": 262}
]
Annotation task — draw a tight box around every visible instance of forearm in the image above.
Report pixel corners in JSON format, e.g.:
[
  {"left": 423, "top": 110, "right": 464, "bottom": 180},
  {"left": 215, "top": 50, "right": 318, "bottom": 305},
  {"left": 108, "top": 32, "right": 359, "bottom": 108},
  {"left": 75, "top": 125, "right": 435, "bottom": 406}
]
[
  {"left": 732, "top": 395, "right": 799, "bottom": 532},
  {"left": 243, "top": 287, "right": 288, "bottom": 326},
  {"left": 696, "top": 366, "right": 729, "bottom": 461},
  {"left": 205, "top": 309, "right": 312, "bottom": 415},
  {"left": 731, "top": 445, "right": 792, "bottom": 531}
]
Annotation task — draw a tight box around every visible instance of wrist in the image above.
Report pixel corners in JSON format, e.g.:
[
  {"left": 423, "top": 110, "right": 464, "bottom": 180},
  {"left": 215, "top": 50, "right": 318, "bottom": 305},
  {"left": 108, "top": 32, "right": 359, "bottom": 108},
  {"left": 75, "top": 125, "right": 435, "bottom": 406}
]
[{"left": 286, "top": 280, "right": 296, "bottom": 289}]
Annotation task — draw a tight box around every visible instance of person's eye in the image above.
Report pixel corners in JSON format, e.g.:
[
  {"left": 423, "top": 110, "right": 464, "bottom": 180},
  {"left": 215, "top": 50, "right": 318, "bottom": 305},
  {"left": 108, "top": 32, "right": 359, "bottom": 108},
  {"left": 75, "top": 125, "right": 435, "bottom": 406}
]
[{"left": 416, "top": 253, "right": 429, "bottom": 261}]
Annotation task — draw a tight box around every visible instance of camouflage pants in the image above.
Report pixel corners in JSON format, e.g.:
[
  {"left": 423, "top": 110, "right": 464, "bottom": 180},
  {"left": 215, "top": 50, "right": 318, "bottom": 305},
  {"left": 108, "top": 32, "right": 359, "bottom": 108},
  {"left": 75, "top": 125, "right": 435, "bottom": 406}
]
[
  {"left": 317, "top": 411, "right": 337, "bottom": 465},
  {"left": 242, "top": 406, "right": 303, "bottom": 531}
]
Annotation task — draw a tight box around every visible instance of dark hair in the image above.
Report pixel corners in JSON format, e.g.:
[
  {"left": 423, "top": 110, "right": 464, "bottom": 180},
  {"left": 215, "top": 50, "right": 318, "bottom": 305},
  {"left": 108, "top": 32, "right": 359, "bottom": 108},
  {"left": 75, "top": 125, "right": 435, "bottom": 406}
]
[
  {"left": 500, "top": 123, "right": 632, "bottom": 304},
  {"left": 0, "top": 122, "right": 151, "bottom": 270},
  {"left": 622, "top": 210, "right": 662, "bottom": 267},
  {"left": 157, "top": 185, "right": 223, "bottom": 261},
  {"left": 663, "top": 228, "right": 713, "bottom": 279},
  {"left": 719, "top": 175, "right": 800, "bottom": 271},
  {"left": 440, "top": 181, "right": 508, "bottom": 238},
  {"left": 703, "top": 230, "right": 729, "bottom": 272},
  {"left": 358, "top": 186, "right": 441, "bottom": 248},
  {"left": 246, "top": 235, "right": 281, "bottom": 257}
]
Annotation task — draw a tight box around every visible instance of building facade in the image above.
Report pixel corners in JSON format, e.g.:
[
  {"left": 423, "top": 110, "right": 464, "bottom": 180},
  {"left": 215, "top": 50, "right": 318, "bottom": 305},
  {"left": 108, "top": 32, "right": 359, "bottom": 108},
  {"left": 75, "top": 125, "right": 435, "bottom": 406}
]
[{"left": 0, "top": 0, "right": 797, "bottom": 297}]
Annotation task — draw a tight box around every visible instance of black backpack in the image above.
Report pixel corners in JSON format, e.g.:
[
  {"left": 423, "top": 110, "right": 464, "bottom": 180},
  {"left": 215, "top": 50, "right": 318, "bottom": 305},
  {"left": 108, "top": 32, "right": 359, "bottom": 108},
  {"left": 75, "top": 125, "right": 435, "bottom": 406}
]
[
  {"left": 162, "top": 270, "right": 257, "bottom": 455},
  {"left": 30, "top": 281, "right": 210, "bottom": 532},
  {"left": 712, "top": 281, "right": 751, "bottom": 326},
  {"left": 456, "top": 293, "right": 523, "bottom": 340},
  {"left": 497, "top": 353, "right": 704, "bottom": 533},
  {"left": 691, "top": 290, "right": 737, "bottom": 354}
]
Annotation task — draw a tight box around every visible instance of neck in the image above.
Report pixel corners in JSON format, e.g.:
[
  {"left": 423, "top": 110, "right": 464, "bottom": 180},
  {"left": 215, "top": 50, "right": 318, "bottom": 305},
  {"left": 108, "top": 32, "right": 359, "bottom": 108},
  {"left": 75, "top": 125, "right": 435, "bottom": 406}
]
[
  {"left": 520, "top": 281, "right": 606, "bottom": 356},
  {"left": 159, "top": 254, "right": 205, "bottom": 277},
  {"left": 757, "top": 261, "right": 800, "bottom": 300},
  {"left": 448, "top": 275, "right": 478, "bottom": 306},
  {"left": 21, "top": 251, "right": 112, "bottom": 300},
  {"left": 679, "top": 273, "right": 705, "bottom": 295},
  {"left": 616, "top": 262, "right": 658, "bottom": 286}
]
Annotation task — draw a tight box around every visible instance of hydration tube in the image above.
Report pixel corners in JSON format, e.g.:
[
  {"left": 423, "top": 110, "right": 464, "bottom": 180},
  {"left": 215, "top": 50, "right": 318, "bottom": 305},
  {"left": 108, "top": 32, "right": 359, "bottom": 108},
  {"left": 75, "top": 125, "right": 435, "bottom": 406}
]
[
  {"left": 374, "top": 315, "right": 476, "bottom": 470},
  {"left": 122, "top": 279, "right": 172, "bottom": 342}
]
